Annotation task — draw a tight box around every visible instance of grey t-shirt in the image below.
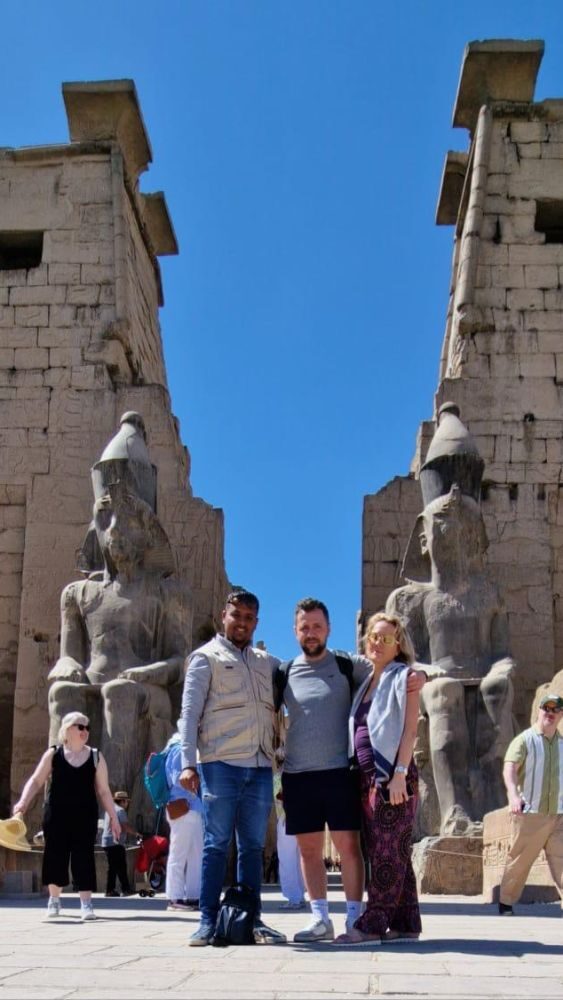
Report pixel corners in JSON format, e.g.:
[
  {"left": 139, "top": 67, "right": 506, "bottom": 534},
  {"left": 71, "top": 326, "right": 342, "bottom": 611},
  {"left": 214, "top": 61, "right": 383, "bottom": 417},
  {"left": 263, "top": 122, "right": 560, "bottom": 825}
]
[{"left": 282, "top": 650, "right": 371, "bottom": 773}]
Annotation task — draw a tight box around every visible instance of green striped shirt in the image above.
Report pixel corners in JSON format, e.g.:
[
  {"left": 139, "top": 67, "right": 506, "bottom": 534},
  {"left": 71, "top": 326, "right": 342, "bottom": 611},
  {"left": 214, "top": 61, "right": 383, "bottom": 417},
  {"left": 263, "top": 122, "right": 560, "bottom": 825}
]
[{"left": 504, "top": 725, "right": 563, "bottom": 815}]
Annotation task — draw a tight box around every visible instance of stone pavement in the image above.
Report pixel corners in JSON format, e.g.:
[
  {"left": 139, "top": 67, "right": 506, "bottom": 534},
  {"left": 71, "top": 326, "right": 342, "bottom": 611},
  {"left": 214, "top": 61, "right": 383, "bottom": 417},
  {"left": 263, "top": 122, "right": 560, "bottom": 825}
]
[{"left": 0, "top": 885, "right": 561, "bottom": 1000}]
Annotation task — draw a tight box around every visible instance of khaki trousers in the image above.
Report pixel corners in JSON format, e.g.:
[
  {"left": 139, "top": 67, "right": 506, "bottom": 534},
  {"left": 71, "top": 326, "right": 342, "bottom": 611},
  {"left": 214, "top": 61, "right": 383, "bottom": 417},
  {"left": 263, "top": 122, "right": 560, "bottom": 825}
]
[{"left": 499, "top": 812, "right": 563, "bottom": 905}]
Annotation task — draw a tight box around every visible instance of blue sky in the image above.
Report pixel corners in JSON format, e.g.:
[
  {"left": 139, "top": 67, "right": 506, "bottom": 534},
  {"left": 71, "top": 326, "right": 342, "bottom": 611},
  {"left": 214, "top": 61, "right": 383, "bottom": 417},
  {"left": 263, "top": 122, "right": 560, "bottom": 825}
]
[{"left": 3, "top": 2, "right": 563, "bottom": 658}]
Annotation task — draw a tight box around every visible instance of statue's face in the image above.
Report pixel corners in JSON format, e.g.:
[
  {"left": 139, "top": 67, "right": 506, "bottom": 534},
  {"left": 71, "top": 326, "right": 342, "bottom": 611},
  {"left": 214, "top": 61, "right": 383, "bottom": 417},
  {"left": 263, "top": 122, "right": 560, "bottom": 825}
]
[
  {"left": 421, "top": 491, "right": 485, "bottom": 569},
  {"left": 94, "top": 492, "right": 147, "bottom": 568}
]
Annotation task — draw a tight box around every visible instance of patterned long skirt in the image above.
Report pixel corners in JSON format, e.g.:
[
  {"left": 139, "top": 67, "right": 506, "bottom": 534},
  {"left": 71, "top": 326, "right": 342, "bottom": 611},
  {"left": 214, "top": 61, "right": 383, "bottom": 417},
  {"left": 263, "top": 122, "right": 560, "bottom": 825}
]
[{"left": 354, "top": 770, "right": 422, "bottom": 937}]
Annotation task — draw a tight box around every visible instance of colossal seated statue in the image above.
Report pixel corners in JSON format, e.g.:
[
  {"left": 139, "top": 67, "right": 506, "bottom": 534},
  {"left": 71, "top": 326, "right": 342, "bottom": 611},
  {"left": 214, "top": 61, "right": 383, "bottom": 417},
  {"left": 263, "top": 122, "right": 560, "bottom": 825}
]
[
  {"left": 386, "top": 404, "right": 515, "bottom": 836},
  {"left": 48, "top": 413, "right": 192, "bottom": 825}
]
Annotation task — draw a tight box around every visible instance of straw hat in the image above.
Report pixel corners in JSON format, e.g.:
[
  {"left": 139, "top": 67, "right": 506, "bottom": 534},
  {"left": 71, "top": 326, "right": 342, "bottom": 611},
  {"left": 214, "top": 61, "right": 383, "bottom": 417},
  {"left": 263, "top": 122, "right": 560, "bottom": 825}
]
[{"left": 0, "top": 813, "right": 31, "bottom": 852}]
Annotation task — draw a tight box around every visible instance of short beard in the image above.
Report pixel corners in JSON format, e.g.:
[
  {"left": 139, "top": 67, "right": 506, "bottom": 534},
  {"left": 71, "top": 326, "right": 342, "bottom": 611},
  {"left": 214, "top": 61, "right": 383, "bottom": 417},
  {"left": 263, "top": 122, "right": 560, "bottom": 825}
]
[{"left": 300, "top": 640, "right": 327, "bottom": 659}]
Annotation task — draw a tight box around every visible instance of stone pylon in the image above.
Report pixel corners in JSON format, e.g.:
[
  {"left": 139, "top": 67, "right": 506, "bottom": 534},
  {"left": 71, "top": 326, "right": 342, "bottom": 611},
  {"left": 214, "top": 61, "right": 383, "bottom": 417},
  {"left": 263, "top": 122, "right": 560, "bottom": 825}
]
[
  {"left": 362, "top": 40, "right": 563, "bottom": 728},
  {"left": 0, "top": 81, "right": 228, "bottom": 821}
]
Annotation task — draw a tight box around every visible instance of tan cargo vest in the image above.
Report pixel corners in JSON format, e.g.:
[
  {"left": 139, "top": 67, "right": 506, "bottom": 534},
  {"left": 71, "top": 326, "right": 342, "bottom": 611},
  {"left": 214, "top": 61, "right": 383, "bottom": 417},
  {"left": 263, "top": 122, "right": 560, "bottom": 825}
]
[{"left": 194, "top": 637, "right": 276, "bottom": 763}]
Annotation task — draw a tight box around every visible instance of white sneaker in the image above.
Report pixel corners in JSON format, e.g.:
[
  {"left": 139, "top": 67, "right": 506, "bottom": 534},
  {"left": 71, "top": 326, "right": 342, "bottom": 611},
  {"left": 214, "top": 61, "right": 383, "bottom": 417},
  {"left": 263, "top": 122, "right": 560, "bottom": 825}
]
[
  {"left": 45, "top": 898, "right": 60, "bottom": 919},
  {"left": 80, "top": 902, "right": 97, "bottom": 921},
  {"left": 294, "top": 917, "right": 335, "bottom": 942}
]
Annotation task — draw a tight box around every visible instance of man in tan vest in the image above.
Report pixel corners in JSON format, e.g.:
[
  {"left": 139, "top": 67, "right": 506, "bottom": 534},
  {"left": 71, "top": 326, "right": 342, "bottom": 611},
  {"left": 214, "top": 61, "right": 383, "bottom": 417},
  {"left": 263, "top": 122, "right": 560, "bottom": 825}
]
[{"left": 179, "top": 589, "right": 285, "bottom": 946}]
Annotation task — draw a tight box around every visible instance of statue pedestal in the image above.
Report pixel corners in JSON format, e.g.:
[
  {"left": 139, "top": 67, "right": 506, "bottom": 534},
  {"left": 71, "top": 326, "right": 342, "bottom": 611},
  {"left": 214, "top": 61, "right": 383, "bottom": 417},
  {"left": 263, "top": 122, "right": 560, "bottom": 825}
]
[
  {"left": 0, "top": 844, "right": 139, "bottom": 896},
  {"left": 412, "top": 835, "right": 483, "bottom": 895},
  {"left": 482, "top": 808, "right": 559, "bottom": 903}
]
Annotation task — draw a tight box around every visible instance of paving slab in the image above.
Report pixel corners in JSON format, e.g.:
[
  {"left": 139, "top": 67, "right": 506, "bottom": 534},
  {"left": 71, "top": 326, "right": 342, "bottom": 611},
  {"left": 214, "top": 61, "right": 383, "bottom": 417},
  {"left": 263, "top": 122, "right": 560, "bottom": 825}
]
[{"left": 0, "top": 885, "right": 560, "bottom": 999}]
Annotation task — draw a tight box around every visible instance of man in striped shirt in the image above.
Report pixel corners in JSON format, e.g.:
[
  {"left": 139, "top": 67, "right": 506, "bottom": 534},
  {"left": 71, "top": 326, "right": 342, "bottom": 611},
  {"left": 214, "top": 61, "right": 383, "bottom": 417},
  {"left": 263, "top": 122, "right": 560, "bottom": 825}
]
[{"left": 498, "top": 692, "right": 563, "bottom": 914}]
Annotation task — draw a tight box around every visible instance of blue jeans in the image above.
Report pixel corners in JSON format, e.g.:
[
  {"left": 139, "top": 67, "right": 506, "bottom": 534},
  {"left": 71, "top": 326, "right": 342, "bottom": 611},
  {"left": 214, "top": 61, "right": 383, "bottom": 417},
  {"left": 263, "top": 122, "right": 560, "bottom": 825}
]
[{"left": 199, "top": 762, "right": 273, "bottom": 926}]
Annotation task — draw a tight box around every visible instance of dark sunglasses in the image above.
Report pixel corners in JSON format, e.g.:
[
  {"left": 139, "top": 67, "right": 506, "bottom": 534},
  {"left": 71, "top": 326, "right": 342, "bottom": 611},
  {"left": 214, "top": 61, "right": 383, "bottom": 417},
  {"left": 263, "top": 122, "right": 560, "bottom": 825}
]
[{"left": 73, "top": 723, "right": 90, "bottom": 732}]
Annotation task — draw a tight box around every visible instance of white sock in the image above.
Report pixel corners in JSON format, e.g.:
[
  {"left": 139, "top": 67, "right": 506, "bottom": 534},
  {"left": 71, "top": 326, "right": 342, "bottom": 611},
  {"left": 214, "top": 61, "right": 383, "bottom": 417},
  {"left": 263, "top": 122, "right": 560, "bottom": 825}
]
[
  {"left": 346, "top": 900, "right": 363, "bottom": 926},
  {"left": 310, "top": 898, "right": 330, "bottom": 923}
]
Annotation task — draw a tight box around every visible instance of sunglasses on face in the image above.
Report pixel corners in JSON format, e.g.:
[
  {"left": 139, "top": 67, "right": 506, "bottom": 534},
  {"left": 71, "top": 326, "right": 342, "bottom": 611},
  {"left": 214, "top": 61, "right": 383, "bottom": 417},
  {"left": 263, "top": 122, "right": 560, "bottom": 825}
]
[
  {"left": 369, "top": 634, "right": 397, "bottom": 646},
  {"left": 73, "top": 723, "right": 90, "bottom": 731},
  {"left": 541, "top": 705, "right": 563, "bottom": 714}
]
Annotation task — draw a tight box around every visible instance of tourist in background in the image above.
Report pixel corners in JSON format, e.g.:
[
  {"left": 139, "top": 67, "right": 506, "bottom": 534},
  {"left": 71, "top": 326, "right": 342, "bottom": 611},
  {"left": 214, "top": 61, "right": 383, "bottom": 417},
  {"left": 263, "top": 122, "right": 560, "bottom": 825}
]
[
  {"left": 273, "top": 737, "right": 306, "bottom": 911},
  {"left": 336, "top": 612, "right": 422, "bottom": 945},
  {"left": 102, "top": 790, "right": 138, "bottom": 897},
  {"left": 13, "top": 710, "right": 120, "bottom": 921},
  {"left": 497, "top": 692, "right": 563, "bottom": 914},
  {"left": 165, "top": 732, "right": 203, "bottom": 911}
]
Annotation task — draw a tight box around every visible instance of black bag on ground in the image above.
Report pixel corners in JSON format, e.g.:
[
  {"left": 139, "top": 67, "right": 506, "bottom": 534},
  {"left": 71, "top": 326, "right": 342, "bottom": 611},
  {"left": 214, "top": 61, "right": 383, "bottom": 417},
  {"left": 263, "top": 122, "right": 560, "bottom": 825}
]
[{"left": 211, "top": 883, "right": 258, "bottom": 946}]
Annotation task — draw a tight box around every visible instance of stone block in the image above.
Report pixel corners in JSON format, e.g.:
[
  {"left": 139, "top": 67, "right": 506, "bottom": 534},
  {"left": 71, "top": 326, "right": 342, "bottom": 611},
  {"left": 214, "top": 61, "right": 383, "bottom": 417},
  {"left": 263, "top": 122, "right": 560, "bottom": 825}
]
[
  {"left": 510, "top": 121, "right": 548, "bottom": 142},
  {"left": 516, "top": 141, "right": 542, "bottom": 158},
  {"left": 14, "top": 306, "right": 48, "bottom": 327},
  {"left": 482, "top": 807, "right": 560, "bottom": 903},
  {"left": 412, "top": 836, "right": 483, "bottom": 895},
  {"left": 0, "top": 347, "right": 14, "bottom": 367},
  {"left": 48, "top": 263, "right": 82, "bottom": 285},
  {"left": 547, "top": 122, "right": 563, "bottom": 142},
  {"left": 9, "top": 285, "right": 66, "bottom": 307},
  {"left": 0, "top": 327, "right": 38, "bottom": 348},
  {"left": 0, "top": 306, "right": 15, "bottom": 327},
  {"left": 524, "top": 264, "right": 559, "bottom": 289},
  {"left": 507, "top": 288, "right": 544, "bottom": 310},
  {"left": 49, "top": 347, "right": 83, "bottom": 367},
  {"left": 545, "top": 288, "right": 563, "bottom": 310},
  {"left": 0, "top": 428, "right": 27, "bottom": 449},
  {"left": 66, "top": 285, "right": 101, "bottom": 306},
  {"left": 37, "top": 327, "right": 90, "bottom": 349},
  {"left": 474, "top": 288, "right": 506, "bottom": 308},
  {"left": 519, "top": 354, "right": 555, "bottom": 377},
  {"left": 70, "top": 365, "right": 112, "bottom": 390},
  {"left": 489, "top": 354, "right": 519, "bottom": 378},
  {"left": 0, "top": 397, "right": 48, "bottom": 428},
  {"left": 0, "top": 571, "right": 23, "bottom": 597},
  {"left": 43, "top": 368, "right": 71, "bottom": 388},
  {"left": 80, "top": 204, "right": 113, "bottom": 225},
  {"left": 509, "top": 243, "right": 563, "bottom": 266},
  {"left": 48, "top": 305, "right": 77, "bottom": 327},
  {"left": 475, "top": 265, "right": 492, "bottom": 288},
  {"left": 0, "top": 370, "right": 43, "bottom": 388},
  {"left": 76, "top": 305, "right": 115, "bottom": 328},
  {"left": 487, "top": 173, "right": 508, "bottom": 195},
  {"left": 99, "top": 284, "right": 116, "bottom": 305},
  {"left": 546, "top": 437, "right": 562, "bottom": 462},
  {"left": 13, "top": 348, "right": 49, "bottom": 370},
  {"left": 479, "top": 243, "right": 509, "bottom": 266},
  {"left": 0, "top": 528, "right": 25, "bottom": 553},
  {"left": 81, "top": 264, "right": 115, "bottom": 284},
  {"left": 523, "top": 310, "right": 563, "bottom": 331},
  {"left": 499, "top": 215, "right": 543, "bottom": 243},
  {"left": 541, "top": 141, "right": 563, "bottom": 158}
]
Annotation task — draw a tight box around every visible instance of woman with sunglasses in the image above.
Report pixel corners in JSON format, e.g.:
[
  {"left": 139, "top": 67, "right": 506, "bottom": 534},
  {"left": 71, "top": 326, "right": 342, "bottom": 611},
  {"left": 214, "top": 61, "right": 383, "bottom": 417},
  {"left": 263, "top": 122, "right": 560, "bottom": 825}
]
[
  {"left": 336, "top": 613, "right": 422, "bottom": 945},
  {"left": 13, "top": 711, "right": 121, "bottom": 920}
]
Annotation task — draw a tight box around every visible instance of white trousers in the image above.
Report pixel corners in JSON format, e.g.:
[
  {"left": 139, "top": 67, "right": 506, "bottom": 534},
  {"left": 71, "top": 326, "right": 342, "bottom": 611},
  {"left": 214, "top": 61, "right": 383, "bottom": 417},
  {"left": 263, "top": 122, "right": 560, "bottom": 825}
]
[
  {"left": 277, "top": 817, "right": 305, "bottom": 904},
  {"left": 165, "top": 809, "right": 203, "bottom": 902}
]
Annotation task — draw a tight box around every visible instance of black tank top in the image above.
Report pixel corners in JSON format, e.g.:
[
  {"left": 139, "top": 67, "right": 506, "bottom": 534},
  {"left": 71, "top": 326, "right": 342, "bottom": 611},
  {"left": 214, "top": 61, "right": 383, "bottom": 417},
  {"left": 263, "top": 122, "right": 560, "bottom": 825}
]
[{"left": 44, "top": 746, "right": 99, "bottom": 833}]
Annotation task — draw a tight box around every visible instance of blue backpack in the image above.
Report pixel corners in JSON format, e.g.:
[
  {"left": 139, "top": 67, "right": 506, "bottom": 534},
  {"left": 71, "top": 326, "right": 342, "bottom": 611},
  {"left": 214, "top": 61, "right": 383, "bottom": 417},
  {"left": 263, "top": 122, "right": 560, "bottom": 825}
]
[{"left": 143, "top": 744, "right": 173, "bottom": 809}]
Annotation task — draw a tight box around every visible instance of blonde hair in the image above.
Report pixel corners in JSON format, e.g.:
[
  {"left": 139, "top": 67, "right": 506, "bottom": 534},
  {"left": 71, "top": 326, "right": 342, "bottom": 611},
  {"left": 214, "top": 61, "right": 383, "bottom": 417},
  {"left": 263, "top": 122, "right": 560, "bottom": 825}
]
[
  {"left": 363, "top": 612, "right": 415, "bottom": 665},
  {"left": 58, "top": 711, "right": 89, "bottom": 744}
]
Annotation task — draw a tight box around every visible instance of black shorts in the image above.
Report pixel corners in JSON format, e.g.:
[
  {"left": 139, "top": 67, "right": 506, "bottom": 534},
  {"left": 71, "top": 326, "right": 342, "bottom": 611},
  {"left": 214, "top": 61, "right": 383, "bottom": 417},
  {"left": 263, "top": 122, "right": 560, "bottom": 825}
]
[{"left": 282, "top": 767, "right": 361, "bottom": 836}]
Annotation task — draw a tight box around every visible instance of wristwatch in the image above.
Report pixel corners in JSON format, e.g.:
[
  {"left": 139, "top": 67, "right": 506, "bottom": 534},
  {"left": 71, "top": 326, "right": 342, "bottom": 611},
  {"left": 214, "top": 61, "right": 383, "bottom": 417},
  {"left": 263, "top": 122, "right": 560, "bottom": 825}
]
[{"left": 394, "top": 764, "right": 408, "bottom": 775}]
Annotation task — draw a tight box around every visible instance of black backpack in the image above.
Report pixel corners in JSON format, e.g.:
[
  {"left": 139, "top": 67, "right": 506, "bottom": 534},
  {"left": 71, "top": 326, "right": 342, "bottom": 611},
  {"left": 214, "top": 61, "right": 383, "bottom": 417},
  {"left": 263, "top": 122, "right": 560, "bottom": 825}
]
[
  {"left": 273, "top": 651, "right": 354, "bottom": 711},
  {"left": 211, "top": 883, "right": 258, "bottom": 946}
]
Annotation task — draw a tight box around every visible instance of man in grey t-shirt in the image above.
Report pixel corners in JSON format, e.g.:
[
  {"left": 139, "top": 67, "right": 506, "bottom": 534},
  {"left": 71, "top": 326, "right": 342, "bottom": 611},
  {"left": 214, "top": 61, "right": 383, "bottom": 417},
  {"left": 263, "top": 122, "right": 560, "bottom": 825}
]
[{"left": 279, "top": 597, "right": 424, "bottom": 943}]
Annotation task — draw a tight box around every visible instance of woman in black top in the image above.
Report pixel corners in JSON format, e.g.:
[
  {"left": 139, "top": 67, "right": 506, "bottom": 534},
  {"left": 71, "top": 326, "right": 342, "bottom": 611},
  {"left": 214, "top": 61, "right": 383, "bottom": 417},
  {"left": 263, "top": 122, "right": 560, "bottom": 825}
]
[{"left": 13, "top": 711, "right": 120, "bottom": 920}]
